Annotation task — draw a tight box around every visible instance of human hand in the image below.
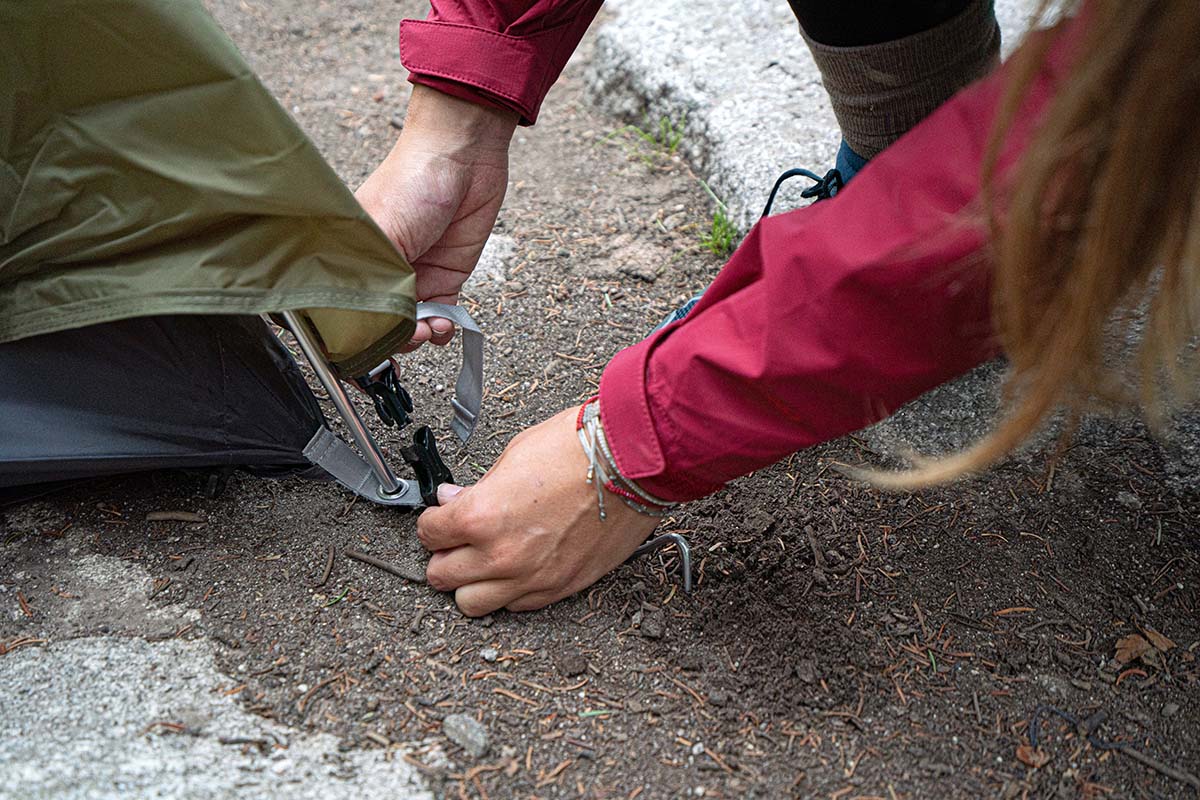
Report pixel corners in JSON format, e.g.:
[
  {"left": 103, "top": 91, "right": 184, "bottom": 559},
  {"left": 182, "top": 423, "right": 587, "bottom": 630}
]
[
  {"left": 357, "top": 85, "right": 518, "bottom": 351},
  {"left": 417, "top": 406, "right": 661, "bottom": 616}
]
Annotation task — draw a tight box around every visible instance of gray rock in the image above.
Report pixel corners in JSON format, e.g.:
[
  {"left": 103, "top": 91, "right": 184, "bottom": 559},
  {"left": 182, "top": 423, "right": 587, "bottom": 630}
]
[
  {"left": 0, "top": 637, "right": 431, "bottom": 800},
  {"left": 587, "top": 0, "right": 1040, "bottom": 233},
  {"left": 639, "top": 609, "right": 666, "bottom": 640},
  {"left": 442, "top": 714, "right": 489, "bottom": 758},
  {"left": 1162, "top": 702, "right": 1181, "bottom": 718},
  {"left": 1116, "top": 491, "right": 1143, "bottom": 510},
  {"left": 556, "top": 651, "right": 589, "bottom": 677},
  {"left": 479, "top": 647, "right": 499, "bottom": 663},
  {"left": 464, "top": 234, "right": 516, "bottom": 288}
]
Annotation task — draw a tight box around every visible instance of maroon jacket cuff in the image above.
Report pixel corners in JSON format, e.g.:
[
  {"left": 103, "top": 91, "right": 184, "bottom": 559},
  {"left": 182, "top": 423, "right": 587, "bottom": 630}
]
[
  {"left": 401, "top": 18, "right": 568, "bottom": 125},
  {"left": 405, "top": 74, "right": 526, "bottom": 120},
  {"left": 599, "top": 337, "right": 725, "bottom": 503}
]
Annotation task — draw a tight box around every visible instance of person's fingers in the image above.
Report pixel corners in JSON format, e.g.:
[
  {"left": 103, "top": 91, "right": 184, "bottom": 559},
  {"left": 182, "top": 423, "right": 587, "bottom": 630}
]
[
  {"left": 454, "top": 579, "right": 525, "bottom": 618},
  {"left": 437, "top": 484, "right": 464, "bottom": 505},
  {"left": 428, "top": 321, "right": 456, "bottom": 347},
  {"left": 504, "top": 589, "right": 565, "bottom": 613},
  {"left": 428, "top": 315, "right": 454, "bottom": 337},
  {"left": 426, "top": 545, "right": 513, "bottom": 591},
  {"left": 416, "top": 499, "right": 472, "bottom": 552},
  {"left": 399, "top": 319, "right": 433, "bottom": 353}
]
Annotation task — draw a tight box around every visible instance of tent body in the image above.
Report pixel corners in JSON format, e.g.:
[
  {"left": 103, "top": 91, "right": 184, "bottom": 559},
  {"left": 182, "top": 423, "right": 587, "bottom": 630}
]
[
  {"left": 1, "top": 0, "right": 416, "bottom": 376},
  {"left": 0, "top": 1, "right": 440, "bottom": 495},
  {"left": 0, "top": 314, "right": 325, "bottom": 493}
]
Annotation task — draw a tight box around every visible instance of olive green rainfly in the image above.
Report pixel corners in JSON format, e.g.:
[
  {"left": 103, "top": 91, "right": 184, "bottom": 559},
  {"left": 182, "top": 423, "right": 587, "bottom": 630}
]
[{"left": 0, "top": 0, "right": 415, "bottom": 376}]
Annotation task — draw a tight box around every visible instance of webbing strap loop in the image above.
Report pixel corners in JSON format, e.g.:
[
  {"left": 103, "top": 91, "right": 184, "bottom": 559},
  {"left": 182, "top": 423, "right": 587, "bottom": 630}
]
[{"left": 416, "top": 302, "right": 483, "bottom": 443}]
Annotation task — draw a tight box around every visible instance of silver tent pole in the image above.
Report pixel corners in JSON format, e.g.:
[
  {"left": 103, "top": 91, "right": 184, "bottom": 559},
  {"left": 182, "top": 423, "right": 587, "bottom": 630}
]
[{"left": 281, "top": 311, "right": 403, "bottom": 496}]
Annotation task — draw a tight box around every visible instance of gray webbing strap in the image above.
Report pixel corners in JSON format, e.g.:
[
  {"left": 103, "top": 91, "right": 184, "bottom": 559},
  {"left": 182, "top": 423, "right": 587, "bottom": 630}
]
[
  {"left": 416, "top": 302, "right": 483, "bottom": 443},
  {"left": 303, "top": 426, "right": 423, "bottom": 506}
]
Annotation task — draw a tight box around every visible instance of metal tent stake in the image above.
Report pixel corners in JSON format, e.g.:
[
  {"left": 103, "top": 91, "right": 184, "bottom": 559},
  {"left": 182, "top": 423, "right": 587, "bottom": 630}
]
[{"left": 282, "top": 310, "right": 404, "bottom": 497}]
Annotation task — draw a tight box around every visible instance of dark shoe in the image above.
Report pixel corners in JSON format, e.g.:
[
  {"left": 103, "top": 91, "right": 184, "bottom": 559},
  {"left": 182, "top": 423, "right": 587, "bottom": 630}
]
[{"left": 653, "top": 140, "right": 867, "bottom": 333}]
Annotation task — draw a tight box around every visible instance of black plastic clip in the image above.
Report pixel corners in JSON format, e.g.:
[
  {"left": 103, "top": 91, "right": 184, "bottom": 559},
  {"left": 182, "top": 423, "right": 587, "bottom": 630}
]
[
  {"left": 355, "top": 360, "right": 414, "bottom": 429},
  {"left": 400, "top": 426, "right": 455, "bottom": 507}
]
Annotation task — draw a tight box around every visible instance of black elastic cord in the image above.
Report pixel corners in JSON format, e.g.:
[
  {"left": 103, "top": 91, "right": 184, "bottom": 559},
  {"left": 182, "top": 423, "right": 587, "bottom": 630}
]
[{"left": 761, "top": 167, "right": 843, "bottom": 218}]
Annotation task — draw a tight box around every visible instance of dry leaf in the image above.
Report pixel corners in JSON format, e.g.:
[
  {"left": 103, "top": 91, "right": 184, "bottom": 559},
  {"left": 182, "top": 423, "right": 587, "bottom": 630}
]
[
  {"left": 1143, "top": 628, "right": 1176, "bottom": 653},
  {"left": 1115, "top": 633, "right": 1152, "bottom": 665},
  {"left": 1016, "top": 744, "right": 1050, "bottom": 769}
]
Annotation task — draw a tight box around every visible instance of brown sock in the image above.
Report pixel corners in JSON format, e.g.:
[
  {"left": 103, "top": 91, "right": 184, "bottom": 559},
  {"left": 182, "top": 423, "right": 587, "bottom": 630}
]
[{"left": 801, "top": 0, "right": 1001, "bottom": 159}]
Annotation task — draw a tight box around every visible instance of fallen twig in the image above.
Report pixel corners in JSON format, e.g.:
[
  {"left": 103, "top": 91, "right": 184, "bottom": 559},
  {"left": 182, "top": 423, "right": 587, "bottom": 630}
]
[
  {"left": 1120, "top": 744, "right": 1200, "bottom": 790},
  {"left": 1029, "top": 705, "right": 1200, "bottom": 791},
  {"left": 311, "top": 544, "right": 334, "bottom": 588},
  {"left": 345, "top": 548, "right": 425, "bottom": 583},
  {"left": 146, "top": 511, "right": 206, "bottom": 523},
  {"left": 0, "top": 636, "right": 47, "bottom": 656},
  {"left": 218, "top": 736, "right": 270, "bottom": 753}
]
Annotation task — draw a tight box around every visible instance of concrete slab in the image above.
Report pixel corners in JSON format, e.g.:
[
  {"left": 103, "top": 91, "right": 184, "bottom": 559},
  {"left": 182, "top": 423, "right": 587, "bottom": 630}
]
[
  {"left": 0, "top": 549, "right": 432, "bottom": 800},
  {"left": 587, "top": 0, "right": 1038, "bottom": 229},
  {"left": 0, "top": 637, "right": 432, "bottom": 800}
]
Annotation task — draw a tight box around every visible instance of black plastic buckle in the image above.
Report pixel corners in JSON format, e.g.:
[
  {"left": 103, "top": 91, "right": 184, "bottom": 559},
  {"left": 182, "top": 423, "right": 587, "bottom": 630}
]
[
  {"left": 355, "top": 361, "right": 414, "bottom": 429},
  {"left": 400, "top": 426, "right": 455, "bottom": 507}
]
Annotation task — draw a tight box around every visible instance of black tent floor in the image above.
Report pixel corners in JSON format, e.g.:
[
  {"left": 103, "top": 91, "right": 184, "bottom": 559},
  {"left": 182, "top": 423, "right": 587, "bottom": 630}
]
[{"left": 0, "top": 314, "right": 326, "bottom": 492}]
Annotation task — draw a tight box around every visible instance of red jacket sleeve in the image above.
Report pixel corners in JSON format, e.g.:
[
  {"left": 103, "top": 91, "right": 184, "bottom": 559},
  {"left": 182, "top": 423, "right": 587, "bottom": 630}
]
[
  {"left": 399, "top": 1, "right": 604, "bottom": 125},
  {"left": 598, "top": 22, "right": 1083, "bottom": 503}
]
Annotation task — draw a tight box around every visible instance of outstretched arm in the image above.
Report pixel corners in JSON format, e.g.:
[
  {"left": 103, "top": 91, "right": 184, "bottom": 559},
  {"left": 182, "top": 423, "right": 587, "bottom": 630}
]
[{"left": 416, "top": 21, "right": 1083, "bottom": 616}]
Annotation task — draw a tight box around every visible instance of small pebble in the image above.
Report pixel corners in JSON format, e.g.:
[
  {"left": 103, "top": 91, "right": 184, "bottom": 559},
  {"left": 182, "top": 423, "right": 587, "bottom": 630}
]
[
  {"left": 661, "top": 211, "right": 687, "bottom": 230},
  {"left": 1116, "top": 490, "right": 1142, "bottom": 510},
  {"left": 443, "top": 713, "right": 489, "bottom": 758},
  {"left": 556, "top": 652, "right": 588, "bottom": 677},
  {"left": 1163, "top": 702, "right": 1181, "bottom": 717},
  {"left": 480, "top": 647, "right": 499, "bottom": 663},
  {"left": 639, "top": 609, "right": 666, "bottom": 640},
  {"left": 794, "top": 659, "right": 817, "bottom": 684}
]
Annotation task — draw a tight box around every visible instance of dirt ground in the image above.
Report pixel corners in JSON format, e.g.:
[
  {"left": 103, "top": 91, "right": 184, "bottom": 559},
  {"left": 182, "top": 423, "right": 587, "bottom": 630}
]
[{"left": 3, "top": 1, "right": 1200, "bottom": 798}]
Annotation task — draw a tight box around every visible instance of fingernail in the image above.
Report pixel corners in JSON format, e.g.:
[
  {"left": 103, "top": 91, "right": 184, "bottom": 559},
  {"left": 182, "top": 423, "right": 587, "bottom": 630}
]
[{"left": 437, "top": 484, "right": 464, "bottom": 505}]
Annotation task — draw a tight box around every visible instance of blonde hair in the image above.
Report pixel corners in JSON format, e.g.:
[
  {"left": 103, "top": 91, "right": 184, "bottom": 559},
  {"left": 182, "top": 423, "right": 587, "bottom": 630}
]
[{"left": 876, "top": 0, "right": 1200, "bottom": 488}]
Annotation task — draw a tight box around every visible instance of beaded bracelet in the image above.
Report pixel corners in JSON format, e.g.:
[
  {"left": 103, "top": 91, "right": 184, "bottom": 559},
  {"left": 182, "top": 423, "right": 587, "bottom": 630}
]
[{"left": 576, "top": 396, "right": 676, "bottom": 520}]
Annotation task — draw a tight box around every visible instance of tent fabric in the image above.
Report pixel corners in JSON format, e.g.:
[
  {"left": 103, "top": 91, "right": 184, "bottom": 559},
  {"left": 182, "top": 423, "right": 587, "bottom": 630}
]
[
  {"left": 0, "top": 0, "right": 416, "bottom": 377},
  {"left": 0, "top": 314, "right": 326, "bottom": 491}
]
